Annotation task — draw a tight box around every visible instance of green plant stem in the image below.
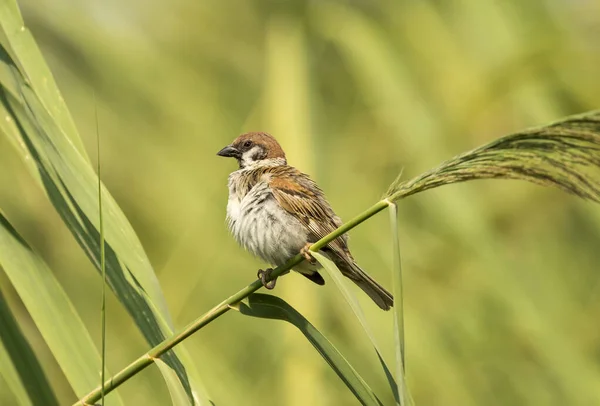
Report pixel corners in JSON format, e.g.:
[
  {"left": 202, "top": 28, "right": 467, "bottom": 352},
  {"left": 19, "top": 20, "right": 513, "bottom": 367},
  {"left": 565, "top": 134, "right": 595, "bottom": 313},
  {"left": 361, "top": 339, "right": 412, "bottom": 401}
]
[
  {"left": 389, "top": 203, "right": 409, "bottom": 406},
  {"left": 96, "top": 96, "right": 107, "bottom": 406},
  {"left": 74, "top": 199, "right": 390, "bottom": 406}
]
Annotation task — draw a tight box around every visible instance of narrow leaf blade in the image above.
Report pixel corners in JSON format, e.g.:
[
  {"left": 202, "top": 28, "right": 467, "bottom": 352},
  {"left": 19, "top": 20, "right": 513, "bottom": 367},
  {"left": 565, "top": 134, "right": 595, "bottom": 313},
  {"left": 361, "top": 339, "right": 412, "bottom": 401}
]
[
  {"left": 388, "top": 204, "right": 412, "bottom": 406},
  {"left": 235, "top": 293, "right": 383, "bottom": 406},
  {"left": 0, "top": 0, "right": 90, "bottom": 161},
  {"left": 0, "top": 286, "right": 59, "bottom": 406},
  {"left": 0, "top": 41, "right": 211, "bottom": 405},
  {"left": 0, "top": 212, "right": 124, "bottom": 405},
  {"left": 156, "top": 359, "right": 193, "bottom": 406},
  {"left": 312, "top": 251, "right": 399, "bottom": 404}
]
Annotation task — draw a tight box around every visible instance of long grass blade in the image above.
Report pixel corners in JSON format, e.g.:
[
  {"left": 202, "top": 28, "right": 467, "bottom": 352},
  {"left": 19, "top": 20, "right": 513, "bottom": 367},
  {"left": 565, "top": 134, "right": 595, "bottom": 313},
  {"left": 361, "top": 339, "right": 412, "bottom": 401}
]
[
  {"left": 0, "top": 212, "right": 124, "bottom": 405},
  {"left": 387, "top": 110, "right": 600, "bottom": 202},
  {"left": 0, "top": 0, "right": 90, "bottom": 161},
  {"left": 156, "top": 360, "right": 193, "bottom": 406},
  {"left": 0, "top": 34, "right": 211, "bottom": 406},
  {"left": 234, "top": 293, "right": 384, "bottom": 406},
  {"left": 312, "top": 251, "right": 399, "bottom": 404},
  {"left": 0, "top": 286, "right": 59, "bottom": 406},
  {"left": 0, "top": 340, "right": 28, "bottom": 406}
]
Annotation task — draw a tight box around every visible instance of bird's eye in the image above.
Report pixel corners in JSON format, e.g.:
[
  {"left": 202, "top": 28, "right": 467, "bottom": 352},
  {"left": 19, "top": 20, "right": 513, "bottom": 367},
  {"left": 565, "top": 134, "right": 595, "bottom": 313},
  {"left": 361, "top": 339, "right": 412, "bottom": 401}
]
[{"left": 243, "top": 140, "right": 253, "bottom": 149}]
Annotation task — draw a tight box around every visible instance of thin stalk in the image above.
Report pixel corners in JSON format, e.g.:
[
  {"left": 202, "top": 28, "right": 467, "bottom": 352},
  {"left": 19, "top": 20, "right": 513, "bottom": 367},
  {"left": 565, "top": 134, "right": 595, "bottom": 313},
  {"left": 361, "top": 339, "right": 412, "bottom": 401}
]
[
  {"left": 74, "top": 199, "right": 390, "bottom": 406},
  {"left": 95, "top": 98, "right": 107, "bottom": 406},
  {"left": 388, "top": 203, "right": 404, "bottom": 371},
  {"left": 388, "top": 202, "right": 409, "bottom": 406}
]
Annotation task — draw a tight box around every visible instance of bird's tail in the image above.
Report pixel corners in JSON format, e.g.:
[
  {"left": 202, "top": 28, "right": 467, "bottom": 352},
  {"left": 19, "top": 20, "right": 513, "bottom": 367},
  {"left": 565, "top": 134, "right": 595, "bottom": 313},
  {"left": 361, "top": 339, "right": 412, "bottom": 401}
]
[{"left": 339, "top": 261, "right": 394, "bottom": 311}]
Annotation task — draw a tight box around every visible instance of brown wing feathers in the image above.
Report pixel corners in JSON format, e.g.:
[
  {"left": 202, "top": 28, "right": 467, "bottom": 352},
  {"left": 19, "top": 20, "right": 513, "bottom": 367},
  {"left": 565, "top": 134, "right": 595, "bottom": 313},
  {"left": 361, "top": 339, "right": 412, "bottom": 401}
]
[
  {"left": 268, "top": 167, "right": 393, "bottom": 310},
  {"left": 268, "top": 167, "right": 348, "bottom": 256},
  {"left": 241, "top": 165, "right": 393, "bottom": 310}
]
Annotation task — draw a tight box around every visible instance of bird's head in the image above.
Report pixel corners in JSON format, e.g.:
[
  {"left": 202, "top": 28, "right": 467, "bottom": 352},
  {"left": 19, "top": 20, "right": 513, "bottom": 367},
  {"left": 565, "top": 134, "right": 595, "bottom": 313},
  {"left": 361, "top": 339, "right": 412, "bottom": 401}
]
[{"left": 217, "top": 132, "right": 287, "bottom": 169}]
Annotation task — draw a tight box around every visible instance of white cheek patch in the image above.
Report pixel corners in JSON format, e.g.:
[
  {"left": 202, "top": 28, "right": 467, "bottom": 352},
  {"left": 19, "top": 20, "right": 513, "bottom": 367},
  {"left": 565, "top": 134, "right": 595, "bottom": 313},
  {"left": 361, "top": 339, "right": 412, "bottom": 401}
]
[{"left": 241, "top": 145, "right": 264, "bottom": 166}]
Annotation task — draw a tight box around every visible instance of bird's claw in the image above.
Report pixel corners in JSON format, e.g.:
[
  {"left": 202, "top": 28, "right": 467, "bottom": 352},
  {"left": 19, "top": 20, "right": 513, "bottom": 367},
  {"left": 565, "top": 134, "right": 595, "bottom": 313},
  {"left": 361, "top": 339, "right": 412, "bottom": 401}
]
[
  {"left": 301, "top": 243, "right": 317, "bottom": 265},
  {"left": 257, "top": 268, "right": 277, "bottom": 289}
]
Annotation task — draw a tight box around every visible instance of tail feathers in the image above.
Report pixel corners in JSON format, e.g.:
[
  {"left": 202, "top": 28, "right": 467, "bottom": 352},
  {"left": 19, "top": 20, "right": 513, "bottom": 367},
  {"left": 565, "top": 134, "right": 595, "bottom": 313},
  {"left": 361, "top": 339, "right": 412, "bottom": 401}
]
[
  {"left": 300, "top": 271, "right": 325, "bottom": 285},
  {"left": 342, "top": 262, "right": 394, "bottom": 311}
]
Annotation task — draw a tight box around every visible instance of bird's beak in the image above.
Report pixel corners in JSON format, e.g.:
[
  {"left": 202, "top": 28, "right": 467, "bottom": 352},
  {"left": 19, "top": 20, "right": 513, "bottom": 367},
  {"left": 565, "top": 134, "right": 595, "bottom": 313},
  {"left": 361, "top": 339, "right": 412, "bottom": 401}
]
[{"left": 217, "top": 145, "right": 241, "bottom": 159}]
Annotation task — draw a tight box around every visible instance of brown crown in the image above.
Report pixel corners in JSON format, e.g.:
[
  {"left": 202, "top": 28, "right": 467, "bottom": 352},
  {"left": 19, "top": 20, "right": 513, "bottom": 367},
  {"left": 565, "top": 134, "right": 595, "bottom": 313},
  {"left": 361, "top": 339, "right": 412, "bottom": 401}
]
[{"left": 233, "top": 132, "right": 286, "bottom": 160}]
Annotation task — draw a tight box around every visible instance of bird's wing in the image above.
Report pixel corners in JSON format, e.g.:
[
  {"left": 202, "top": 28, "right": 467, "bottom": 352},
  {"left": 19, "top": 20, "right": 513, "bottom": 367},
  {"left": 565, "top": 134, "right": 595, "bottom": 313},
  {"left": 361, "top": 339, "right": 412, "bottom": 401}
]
[{"left": 268, "top": 167, "right": 349, "bottom": 259}]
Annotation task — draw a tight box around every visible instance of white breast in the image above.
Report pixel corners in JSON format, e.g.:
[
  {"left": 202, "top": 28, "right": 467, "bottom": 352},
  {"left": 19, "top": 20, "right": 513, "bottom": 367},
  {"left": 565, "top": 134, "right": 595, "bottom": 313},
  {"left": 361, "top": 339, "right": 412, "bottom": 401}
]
[
  {"left": 226, "top": 171, "right": 308, "bottom": 266},
  {"left": 226, "top": 191, "right": 242, "bottom": 223}
]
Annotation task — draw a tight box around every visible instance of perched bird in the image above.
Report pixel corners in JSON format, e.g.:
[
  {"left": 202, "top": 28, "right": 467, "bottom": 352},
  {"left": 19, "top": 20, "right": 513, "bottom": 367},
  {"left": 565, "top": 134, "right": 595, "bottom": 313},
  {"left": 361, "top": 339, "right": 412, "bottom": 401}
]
[{"left": 217, "top": 132, "right": 393, "bottom": 310}]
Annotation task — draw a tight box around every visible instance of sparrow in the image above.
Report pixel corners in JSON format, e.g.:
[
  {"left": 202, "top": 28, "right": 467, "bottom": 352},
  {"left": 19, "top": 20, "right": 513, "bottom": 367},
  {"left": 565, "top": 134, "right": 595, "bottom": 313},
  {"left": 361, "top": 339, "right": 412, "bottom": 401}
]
[{"left": 217, "top": 132, "right": 394, "bottom": 310}]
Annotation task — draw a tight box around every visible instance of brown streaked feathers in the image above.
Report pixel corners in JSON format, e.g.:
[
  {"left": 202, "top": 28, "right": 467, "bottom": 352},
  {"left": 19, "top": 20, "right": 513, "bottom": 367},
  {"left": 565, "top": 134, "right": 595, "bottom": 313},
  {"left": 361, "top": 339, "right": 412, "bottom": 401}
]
[{"left": 219, "top": 132, "right": 394, "bottom": 310}]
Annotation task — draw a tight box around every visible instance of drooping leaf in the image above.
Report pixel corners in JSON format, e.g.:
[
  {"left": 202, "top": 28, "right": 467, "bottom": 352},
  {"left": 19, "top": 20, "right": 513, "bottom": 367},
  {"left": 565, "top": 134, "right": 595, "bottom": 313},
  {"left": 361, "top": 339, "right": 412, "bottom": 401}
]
[
  {"left": 312, "top": 251, "right": 399, "bottom": 404},
  {"left": 0, "top": 212, "right": 123, "bottom": 405},
  {"left": 156, "top": 359, "right": 193, "bottom": 406},
  {"left": 0, "top": 286, "right": 59, "bottom": 406},
  {"left": 234, "top": 293, "right": 383, "bottom": 406}
]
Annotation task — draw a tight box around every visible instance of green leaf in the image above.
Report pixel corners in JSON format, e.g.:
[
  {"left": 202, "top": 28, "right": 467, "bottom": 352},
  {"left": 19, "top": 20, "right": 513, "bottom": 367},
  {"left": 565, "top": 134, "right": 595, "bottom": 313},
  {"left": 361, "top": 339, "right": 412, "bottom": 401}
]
[
  {"left": 235, "top": 293, "right": 383, "bottom": 406},
  {"left": 0, "top": 35, "right": 211, "bottom": 406},
  {"left": 388, "top": 204, "right": 412, "bottom": 406},
  {"left": 0, "top": 212, "right": 124, "bottom": 405},
  {"left": 0, "top": 341, "right": 28, "bottom": 406},
  {"left": 312, "top": 251, "right": 399, "bottom": 404},
  {"left": 156, "top": 359, "right": 193, "bottom": 406},
  {"left": 0, "top": 286, "right": 59, "bottom": 406},
  {"left": 0, "top": 0, "right": 90, "bottom": 162}
]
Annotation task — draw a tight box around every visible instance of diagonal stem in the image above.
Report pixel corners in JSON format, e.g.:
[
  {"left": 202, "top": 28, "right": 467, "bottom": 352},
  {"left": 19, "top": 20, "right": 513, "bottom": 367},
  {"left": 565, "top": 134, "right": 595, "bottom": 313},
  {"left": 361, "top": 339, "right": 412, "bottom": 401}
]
[{"left": 74, "top": 200, "right": 390, "bottom": 406}]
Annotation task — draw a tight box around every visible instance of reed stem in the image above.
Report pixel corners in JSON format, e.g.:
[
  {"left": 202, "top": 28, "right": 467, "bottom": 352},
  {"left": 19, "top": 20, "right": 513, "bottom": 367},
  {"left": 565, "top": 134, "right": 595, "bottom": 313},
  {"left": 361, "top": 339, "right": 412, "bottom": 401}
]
[{"left": 74, "top": 200, "right": 390, "bottom": 405}]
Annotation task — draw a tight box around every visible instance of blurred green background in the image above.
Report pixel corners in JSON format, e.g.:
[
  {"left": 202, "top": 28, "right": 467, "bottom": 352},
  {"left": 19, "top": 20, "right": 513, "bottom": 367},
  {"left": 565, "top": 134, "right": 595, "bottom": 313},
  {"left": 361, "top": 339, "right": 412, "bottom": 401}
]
[{"left": 1, "top": 0, "right": 600, "bottom": 405}]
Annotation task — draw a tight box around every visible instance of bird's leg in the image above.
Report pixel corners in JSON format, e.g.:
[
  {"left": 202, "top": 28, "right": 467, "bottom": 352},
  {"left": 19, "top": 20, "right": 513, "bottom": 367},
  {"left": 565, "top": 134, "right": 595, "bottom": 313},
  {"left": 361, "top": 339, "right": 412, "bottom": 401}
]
[
  {"left": 301, "top": 242, "right": 317, "bottom": 265},
  {"left": 257, "top": 268, "right": 277, "bottom": 289}
]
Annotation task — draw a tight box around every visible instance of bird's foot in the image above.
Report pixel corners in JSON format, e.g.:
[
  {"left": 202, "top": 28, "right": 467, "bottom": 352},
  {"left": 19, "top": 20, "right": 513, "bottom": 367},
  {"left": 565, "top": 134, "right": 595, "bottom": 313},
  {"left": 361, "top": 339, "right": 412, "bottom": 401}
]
[
  {"left": 257, "top": 268, "right": 277, "bottom": 289},
  {"left": 301, "top": 243, "right": 317, "bottom": 265}
]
